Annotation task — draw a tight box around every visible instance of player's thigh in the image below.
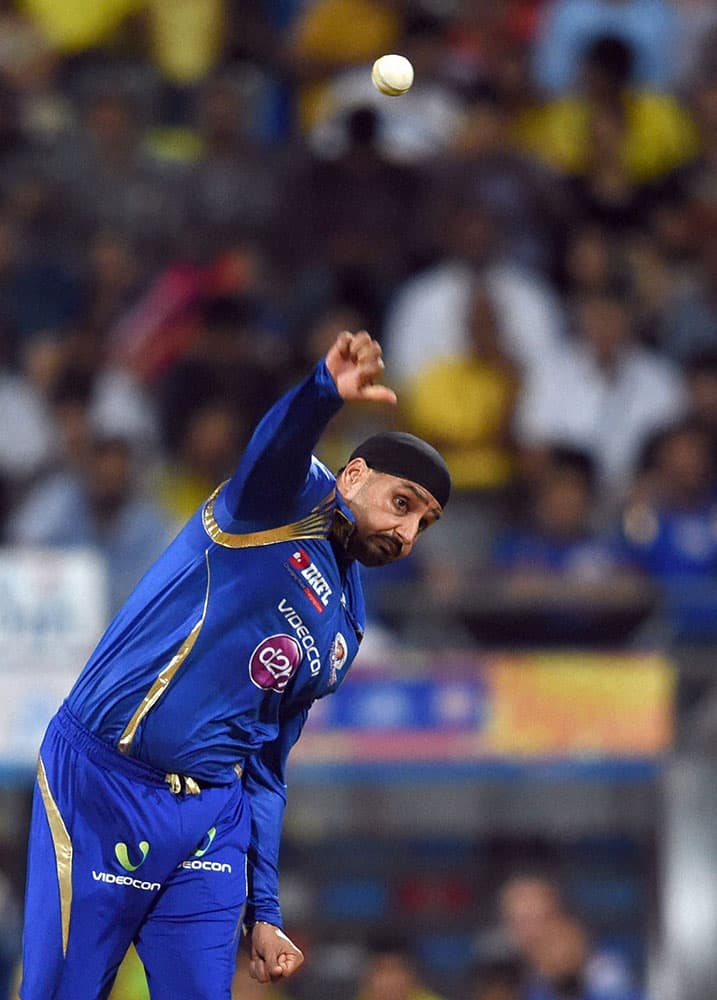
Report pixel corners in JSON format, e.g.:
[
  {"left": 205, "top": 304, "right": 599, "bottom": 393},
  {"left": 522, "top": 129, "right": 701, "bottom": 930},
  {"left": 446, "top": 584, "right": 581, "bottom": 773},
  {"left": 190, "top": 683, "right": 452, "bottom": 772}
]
[
  {"left": 137, "top": 780, "right": 250, "bottom": 1000},
  {"left": 20, "top": 779, "right": 146, "bottom": 1000},
  {"left": 136, "top": 852, "right": 248, "bottom": 1000},
  {"left": 20, "top": 714, "right": 184, "bottom": 1000}
]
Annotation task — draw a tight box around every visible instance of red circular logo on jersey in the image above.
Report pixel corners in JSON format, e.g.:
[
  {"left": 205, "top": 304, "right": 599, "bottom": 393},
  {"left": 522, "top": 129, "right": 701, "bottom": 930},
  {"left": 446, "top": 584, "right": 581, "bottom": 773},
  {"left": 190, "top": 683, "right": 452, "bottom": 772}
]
[{"left": 249, "top": 634, "right": 302, "bottom": 692}]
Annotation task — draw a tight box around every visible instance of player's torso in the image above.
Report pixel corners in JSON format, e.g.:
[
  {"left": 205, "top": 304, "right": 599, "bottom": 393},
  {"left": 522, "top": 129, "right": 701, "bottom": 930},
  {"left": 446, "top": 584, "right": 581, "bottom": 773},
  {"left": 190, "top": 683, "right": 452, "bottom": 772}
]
[{"left": 66, "top": 501, "right": 363, "bottom": 781}]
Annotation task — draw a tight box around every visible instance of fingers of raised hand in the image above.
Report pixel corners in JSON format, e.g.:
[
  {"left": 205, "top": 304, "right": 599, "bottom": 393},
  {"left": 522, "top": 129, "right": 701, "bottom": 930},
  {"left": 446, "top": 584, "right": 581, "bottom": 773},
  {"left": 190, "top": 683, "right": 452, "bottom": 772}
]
[
  {"left": 358, "top": 383, "right": 398, "bottom": 404},
  {"left": 335, "top": 330, "right": 354, "bottom": 358},
  {"left": 351, "top": 336, "right": 385, "bottom": 380},
  {"left": 345, "top": 329, "right": 372, "bottom": 358}
]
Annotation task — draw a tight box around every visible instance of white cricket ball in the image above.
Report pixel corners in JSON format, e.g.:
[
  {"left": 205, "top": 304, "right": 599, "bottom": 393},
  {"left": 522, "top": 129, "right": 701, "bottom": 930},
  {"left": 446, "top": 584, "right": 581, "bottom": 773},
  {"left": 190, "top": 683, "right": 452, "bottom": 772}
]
[{"left": 371, "top": 54, "right": 414, "bottom": 96}]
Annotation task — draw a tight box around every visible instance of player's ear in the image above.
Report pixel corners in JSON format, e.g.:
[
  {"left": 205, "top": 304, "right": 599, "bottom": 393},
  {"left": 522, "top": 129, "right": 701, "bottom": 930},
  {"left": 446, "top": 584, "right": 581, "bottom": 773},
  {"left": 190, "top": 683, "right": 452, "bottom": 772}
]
[{"left": 338, "top": 457, "right": 369, "bottom": 497}]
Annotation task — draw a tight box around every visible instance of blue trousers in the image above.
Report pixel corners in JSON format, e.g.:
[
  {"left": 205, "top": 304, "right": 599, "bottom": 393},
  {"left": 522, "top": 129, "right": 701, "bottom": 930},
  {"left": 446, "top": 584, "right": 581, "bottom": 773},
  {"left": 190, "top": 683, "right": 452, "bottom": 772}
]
[{"left": 20, "top": 704, "right": 250, "bottom": 999}]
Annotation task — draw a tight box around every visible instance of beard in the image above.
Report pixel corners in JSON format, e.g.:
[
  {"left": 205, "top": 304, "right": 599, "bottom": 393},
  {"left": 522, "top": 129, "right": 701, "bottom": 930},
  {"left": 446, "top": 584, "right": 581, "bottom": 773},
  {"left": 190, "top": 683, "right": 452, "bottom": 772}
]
[{"left": 345, "top": 530, "right": 402, "bottom": 567}]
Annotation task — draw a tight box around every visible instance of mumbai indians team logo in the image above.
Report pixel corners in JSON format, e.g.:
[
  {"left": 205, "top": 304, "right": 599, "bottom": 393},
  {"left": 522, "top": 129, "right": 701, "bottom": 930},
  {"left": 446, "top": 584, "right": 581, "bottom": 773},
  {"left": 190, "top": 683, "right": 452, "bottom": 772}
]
[
  {"left": 329, "top": 632, "right": 348, "bottom": 687},
  {"left": 249, "top": 634, "right": 302, "bottom": 692}
]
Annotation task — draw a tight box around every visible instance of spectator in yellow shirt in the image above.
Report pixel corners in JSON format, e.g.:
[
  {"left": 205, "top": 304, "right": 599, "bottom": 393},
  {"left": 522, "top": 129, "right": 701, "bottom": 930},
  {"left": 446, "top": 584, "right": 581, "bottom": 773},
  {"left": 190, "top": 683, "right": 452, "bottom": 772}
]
[
  {"left": 401, "top": 284, "right": 520, "bottom": 494},
  {"left": 514, "top": 35, "right": 699, "bottom": 183},
  {"left": 355, "top": 938, "right": 447, "bottom": 1000},
  {"left": 285, "top": 0, "right": 404, "bottom": 128}
]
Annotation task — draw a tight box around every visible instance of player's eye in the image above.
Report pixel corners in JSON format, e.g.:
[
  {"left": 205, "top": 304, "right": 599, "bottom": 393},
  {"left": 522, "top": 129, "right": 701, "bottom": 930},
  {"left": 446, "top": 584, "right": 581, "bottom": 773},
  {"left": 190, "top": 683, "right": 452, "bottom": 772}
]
[{"left": 394, "top": 495, "right": 408, "bottom": 511}]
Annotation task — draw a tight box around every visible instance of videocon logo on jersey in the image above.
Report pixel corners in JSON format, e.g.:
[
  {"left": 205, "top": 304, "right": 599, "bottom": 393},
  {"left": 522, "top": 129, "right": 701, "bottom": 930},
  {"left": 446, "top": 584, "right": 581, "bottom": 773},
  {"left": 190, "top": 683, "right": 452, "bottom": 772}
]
[
  {"left": 114, "top": 840, "right": 150, "bottom": 872},
  {"left": 177, "top": 826, "right": 232, "bottom": 873},
  {"left": 91, "top": 837, "right": 159, "bottom": 892},
  {"left": 193, "top": 827, "right": 216, "bottom": 858}
]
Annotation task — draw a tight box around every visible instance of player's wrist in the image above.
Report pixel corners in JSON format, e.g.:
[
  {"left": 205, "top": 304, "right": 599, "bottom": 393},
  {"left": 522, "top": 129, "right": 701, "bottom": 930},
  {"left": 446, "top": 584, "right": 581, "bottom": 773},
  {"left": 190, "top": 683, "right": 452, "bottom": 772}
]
[{"left": 244, "top": 918, "right": 282, "bottom": 934}]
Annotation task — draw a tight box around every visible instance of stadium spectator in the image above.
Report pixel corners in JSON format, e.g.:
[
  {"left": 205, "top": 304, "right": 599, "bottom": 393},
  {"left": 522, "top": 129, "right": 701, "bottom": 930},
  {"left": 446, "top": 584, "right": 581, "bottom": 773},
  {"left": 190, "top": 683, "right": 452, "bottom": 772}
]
[
  {"left": 667, "top": 66, "right": 717, "bottom": 247},
  {"left": 306, "top": 10, "right": 466, "bottom": 167},
  {"left": 355, "top": 937, "right": 447, "bottom": 1000},
  {"left": 185, "top": 72, "right": 287, "bottom": 258},
  {"left": 285, "top": 0, "right": 404, "bottom": 130},
  {"left": 155, "top": 291, "right": 289, "bottom": 451},
  {"left": 145, "top": 0, "right": 225, "bottom": 87},
  {"left": 6, "top": 433, "right": 175, "bottom": 615},
  {"left": 442, "top": 82, "right": 569, "bottom": 278},
  {"left": 621, "top": 419, "right": 717, "bottom": 640},
  {"left": 21, "top": 0, "right": 141, "bottom": 53},
  {"left": 488, "top": 448, "right": 649, "bottom": 644},
  {"left": 467, "top": 959, "right": 522, "bottom": 1000},
  {"left": 401, "top": 282, "right": 520, "bottom": 496},
  {"left": 684, "top": 351, "right": 717, "bottom": 464},
  {"left": 391, "top": 280, "right": 521, "bottom": 597},
  {"left": 443, "top": 0, "right": 542, "bottom": 94},
  {"left": 0, "top": 353, "right": 57, "bottom": 492},
  {"left": 46, "top": 87, "right": 186, "bottom": 263},
  {"left": 516, "top": 36, "right": 699, "bottom": 193},
  {"left": 531, "top": 0, "right": 678, "bottom": 95},
  {"left": 0, "top": 0, "right": 73, "bottom": 150},
  {"left": 82, "top": 229, "right": 142, "bottom": 334},
  {"left": 558, "top": 224, "right": 626, "bottom": 300},
  {"left": 657, "top": 233, "right": 717, "bottom": 364},
  {"left": 286, "top": 104, "right": 422, "bottom": 314},
  {"left": 515, "top": 290, "right": 685, "bottom": 502},
  {"left": 383, "top": 196, "right": 564, "bottom": 387},
  {"left": 154, "top": 399, "right": 246, "bottom": 528},
  {"left": 0, "top": 202, "right": 85, "bottom": 348},
  {"left": 499, "top": 874, "right": 646, "bottom": 1000},
  {"left": 671, "top": 2, "right": 717, "bottom": 90},
  {"left": 493, "top": 449, "right": 621, "bottom": 579}
]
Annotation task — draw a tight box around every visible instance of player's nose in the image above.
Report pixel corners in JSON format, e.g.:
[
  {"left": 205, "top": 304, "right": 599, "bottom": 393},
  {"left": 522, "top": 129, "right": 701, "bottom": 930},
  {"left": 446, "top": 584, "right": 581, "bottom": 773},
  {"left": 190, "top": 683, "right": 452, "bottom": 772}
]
[{"left": 395, "top": 519, "right": 420, "bottom": 549}]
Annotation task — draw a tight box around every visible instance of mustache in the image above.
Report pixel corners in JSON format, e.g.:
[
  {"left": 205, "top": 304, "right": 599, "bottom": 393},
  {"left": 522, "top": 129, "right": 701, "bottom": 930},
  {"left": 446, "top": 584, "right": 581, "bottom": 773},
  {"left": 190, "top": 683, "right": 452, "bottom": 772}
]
[{"left": 376, "top": 534, "right": 402, "bottom": 557}]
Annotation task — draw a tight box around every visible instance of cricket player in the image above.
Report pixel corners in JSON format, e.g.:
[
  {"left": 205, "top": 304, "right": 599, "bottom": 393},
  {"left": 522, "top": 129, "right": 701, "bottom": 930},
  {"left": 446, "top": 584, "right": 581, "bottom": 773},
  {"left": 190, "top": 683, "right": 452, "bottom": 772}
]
[{"left": 20, "top": 331, "right": 451, "bottom": 999}]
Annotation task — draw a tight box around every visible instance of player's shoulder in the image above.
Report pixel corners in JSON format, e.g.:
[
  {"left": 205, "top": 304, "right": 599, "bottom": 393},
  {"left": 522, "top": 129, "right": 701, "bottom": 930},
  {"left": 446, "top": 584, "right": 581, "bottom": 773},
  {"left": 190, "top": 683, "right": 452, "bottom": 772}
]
[{"left": 304, "top": 455, "right": 338, "bottom": 507}]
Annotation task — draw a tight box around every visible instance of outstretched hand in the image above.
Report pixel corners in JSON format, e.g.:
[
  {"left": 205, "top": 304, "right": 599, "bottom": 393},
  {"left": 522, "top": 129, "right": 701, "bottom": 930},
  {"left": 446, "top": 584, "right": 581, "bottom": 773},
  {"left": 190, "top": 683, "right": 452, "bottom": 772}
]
[
  {"left": 249, "top": 922, "right": 304, "bottom": 983},
  {"left": 325, "top": 331, "right": 398, "bottom": 406}
]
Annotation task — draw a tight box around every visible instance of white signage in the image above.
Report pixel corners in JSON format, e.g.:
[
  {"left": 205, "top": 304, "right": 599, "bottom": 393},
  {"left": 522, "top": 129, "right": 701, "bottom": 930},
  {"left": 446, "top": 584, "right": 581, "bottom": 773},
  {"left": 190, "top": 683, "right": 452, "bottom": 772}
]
[{"left": 0, "top": 548, "right": 108, "bottom": 767}]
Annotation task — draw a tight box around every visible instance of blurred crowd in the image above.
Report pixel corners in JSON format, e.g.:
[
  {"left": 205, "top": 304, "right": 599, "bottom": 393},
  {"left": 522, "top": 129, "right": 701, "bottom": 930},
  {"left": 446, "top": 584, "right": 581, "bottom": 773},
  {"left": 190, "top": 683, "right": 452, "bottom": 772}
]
[
  {"left": 9, "top": 868, "right": 643, "bottom": 1000},
  {"left": 1, "top": 0, "right": 717, "bottom": 651}
]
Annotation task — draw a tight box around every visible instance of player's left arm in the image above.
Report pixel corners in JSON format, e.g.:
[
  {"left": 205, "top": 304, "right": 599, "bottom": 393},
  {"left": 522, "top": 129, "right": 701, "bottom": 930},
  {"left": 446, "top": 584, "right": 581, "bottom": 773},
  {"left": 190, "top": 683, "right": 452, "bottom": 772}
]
[{"left": 242, "top": 704, "right": 309, "bottom": 937}]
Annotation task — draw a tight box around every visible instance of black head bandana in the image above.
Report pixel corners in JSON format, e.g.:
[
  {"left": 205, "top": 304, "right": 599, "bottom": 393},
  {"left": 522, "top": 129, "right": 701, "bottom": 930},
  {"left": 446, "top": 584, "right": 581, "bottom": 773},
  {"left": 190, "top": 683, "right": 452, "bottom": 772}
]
[{"left": 348, "top": 432, "right": 451, "bottom": 508}]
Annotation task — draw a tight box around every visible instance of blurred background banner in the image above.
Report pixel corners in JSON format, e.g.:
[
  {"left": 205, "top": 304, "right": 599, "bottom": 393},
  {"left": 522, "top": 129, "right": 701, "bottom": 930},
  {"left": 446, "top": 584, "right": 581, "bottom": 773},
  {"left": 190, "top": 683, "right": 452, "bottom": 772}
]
[
  {"left": 0, "top": 548, "right": 106, "bottom": 772},
  {"left": 293, "top": 652, "right": 675, "bottom": 770}
]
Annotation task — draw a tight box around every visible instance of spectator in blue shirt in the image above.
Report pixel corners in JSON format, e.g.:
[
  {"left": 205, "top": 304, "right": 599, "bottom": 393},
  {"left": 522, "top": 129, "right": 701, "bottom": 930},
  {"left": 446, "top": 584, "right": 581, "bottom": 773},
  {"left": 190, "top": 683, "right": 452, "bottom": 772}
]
[
  {"left": 490, "top": 447, "right": 648, "bottom": 644},
  {"left": 499, "top": 875, "right": 646, "bottom": 1000},
  {"left": 532, "top": 0, "right": 678, "bottom": 96},
  {"left": 621, "top": 419, "right": 717, "bottom": 640},
  {"left": 493, "top": 447, "right": 626, "bottom": 586}
]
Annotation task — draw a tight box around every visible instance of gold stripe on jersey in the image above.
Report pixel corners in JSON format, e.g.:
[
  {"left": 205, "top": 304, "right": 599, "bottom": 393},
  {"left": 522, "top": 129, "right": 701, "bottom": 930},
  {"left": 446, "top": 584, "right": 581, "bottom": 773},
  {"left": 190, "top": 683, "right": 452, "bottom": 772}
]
[
  {"left": 118, "top": 548, "right": 212, "bottom": 754},
  {"left": 202, "top": 484, "right": 336, "bottom": 548},
  {"left": 37, "top": 754, "right": 73, "bottom": 956}
]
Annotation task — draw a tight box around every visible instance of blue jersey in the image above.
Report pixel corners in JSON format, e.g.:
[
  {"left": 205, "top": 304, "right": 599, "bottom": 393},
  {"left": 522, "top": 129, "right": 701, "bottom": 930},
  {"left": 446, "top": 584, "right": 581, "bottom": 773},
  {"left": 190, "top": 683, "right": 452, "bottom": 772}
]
[{"left": 65, "top": 359, "right": 365, "bottom": 927}]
